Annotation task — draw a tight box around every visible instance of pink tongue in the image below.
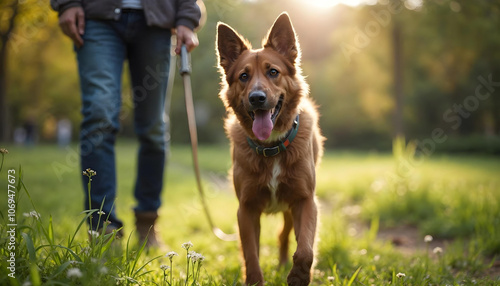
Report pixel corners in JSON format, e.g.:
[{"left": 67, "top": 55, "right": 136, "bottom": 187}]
[{"left": 252, "top": 110, "right": 273, "bottom": 141}]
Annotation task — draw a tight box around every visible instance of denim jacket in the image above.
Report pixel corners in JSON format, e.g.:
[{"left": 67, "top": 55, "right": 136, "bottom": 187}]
[{"left": 50, "top": 0, "right": 201, "bottom": 30}]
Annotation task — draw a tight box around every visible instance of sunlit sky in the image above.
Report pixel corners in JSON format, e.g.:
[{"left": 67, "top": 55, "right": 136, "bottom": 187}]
[
  {"left": 307, "top": 0, "right": 376, "bottom": 8},
  {"left": 294, "top": 0, "right": 423, "bottom": 9}
]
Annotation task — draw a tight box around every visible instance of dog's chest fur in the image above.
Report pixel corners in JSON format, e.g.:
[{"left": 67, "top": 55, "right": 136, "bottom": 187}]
[{"left": 263, "top": 159, "right": 289, "bottom": 214}]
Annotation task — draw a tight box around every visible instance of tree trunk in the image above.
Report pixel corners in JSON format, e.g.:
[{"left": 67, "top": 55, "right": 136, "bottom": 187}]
[
  {"left": 0, "top": 47, "right": 9, "bottom": 142},
  {"left": 392, "top": 23, "right": 404, "bottom": 138},
  {"left": 0, "top": 1, "right": 20, "bottom": 142}
]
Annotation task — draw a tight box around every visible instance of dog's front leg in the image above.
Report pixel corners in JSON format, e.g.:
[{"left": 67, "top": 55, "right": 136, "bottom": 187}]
[
  {"left": 238, "top": 205, "right": 263, "bottom": 285},
  {"left": 288, "top": 197, "right": 317, "bottom": 286}
]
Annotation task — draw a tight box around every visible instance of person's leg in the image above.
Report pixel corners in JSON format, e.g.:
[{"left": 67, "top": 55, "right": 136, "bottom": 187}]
[
  {"left": 124, "top": 10, "right": 171, "bottom": 247},
  {"left": 77, "top": 19, "right": 126, "bottom": 231},
  {"left": 126, "top": 12, "right": 171, "bottom": 213}
]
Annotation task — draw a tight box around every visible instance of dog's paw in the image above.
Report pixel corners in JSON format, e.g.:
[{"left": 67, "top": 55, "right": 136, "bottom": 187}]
[
  {"left": 287, "top": 259, "right": 312, "bottom": 286},
  {"left": 245, "top": 272, "right": 264, "bottom": 286},
  {"left": 287, "top": 268, "right": 310, "bottom": 286}
]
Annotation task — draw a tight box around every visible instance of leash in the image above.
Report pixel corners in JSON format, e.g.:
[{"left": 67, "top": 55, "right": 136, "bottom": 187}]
[{"left": 178, "top": 44, "right": 238, "bottom": 242}]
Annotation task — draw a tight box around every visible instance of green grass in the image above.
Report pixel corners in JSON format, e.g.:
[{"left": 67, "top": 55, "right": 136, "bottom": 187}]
[{"left": 0, "top": 141, "right": 499, "bottom": 285}]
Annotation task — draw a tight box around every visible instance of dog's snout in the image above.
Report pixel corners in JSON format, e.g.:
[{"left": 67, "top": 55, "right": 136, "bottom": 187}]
[{"left": 249, "top": 90, "right": 267, "bottom": 107}]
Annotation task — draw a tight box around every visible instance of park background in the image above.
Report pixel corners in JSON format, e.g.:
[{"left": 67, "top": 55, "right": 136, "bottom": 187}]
[
  {"left": 1, "top": 0, "right": 500, "bottom": 285},
  {"left": 1, "top": 0, "right": 500, "bottom": 151}
]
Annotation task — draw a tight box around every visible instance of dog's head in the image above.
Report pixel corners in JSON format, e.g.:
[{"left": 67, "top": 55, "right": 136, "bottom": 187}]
[{"left": 216, "top": 13, "right": 307, "bottom": 142}]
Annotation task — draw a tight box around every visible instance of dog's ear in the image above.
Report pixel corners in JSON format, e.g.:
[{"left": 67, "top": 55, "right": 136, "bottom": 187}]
[
  {"left": 263, "top": 12, "right": 300, "bottom": 64},
  {"left": 216, "top": 23, "right": 250, "bottom": 74}
]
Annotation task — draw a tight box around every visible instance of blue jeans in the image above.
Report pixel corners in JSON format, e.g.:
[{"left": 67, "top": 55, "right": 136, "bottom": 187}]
[{"left": 77, "top": 11, "right": 171, "bottom": 230}]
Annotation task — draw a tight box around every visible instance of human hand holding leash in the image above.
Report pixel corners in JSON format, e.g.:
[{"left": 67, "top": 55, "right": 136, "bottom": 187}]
[{"left": 175, "top": 25, "right": 199, "bottom": 54}]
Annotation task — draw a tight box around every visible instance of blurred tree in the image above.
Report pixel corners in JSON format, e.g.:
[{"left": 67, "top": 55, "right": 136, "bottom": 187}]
[
  {"left": 2, "top": 0, "right": 499, "bottom": 152},
  {"left": 0, "top": 0, "right": 19, "bottom": 142}
]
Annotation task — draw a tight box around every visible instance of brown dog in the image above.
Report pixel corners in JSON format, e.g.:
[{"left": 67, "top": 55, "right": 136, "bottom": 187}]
[{"left": 216, "top": 12, "right": 324, "bottom": 286}]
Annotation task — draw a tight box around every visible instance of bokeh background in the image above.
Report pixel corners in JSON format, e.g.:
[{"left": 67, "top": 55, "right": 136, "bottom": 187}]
[
  {"left": 1, "top": 1, "right": 500, "bottom": 284},
  {"left": 1, "top": 0, "right": 499, "bottom": 153}
]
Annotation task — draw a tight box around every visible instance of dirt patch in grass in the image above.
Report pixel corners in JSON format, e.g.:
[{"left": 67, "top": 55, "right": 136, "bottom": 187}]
[{"left": 376, "top": 225, "right": 448, "bottom": 256}]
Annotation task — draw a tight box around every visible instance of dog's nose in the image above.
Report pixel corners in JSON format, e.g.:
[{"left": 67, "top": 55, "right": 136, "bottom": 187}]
[{"left": 249, "top": 90, "right": 267, "bottom": 107}]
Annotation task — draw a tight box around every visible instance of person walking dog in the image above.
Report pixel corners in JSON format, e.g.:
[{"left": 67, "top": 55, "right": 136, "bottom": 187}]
[{"left": 50, "top": 0, "right": 201, "bottom": 248}]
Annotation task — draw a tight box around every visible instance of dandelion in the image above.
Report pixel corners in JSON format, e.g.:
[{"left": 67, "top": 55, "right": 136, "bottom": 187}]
[
  {"left": 97, "top": 210, "right": 106, "bottom": 215},
  {"left": 182, "top": 241, "right": 193, "bottom": 250},
  {"left": 88, "top": 230, "right": 100, "bottom": 239},
  {"left": 166, "top": 251, "right": 179, "bottom": 259},
  {"left": 160, "top": 264, "right": 170, "bottom": 271},
  {"left": 0, "top": 148, "right": 8, "bottom": 154},
  {"left": 424, "top": 235, "right": 433, "bottom": 243},
  {"left": 67, "top": 268, "right": 83, "bottom": 279},
  {"left": 433, "top": 247, "right": 443, "bottom": 255},
  {"left": 396, "top": 272, "right": 406, "bottom": 278}
]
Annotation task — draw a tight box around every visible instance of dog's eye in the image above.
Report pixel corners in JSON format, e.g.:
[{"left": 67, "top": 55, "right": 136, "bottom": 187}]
[
  {"left": 268, "top": 69, "right": 279, "bottom": 78},
  {"left": 239, "top": 73, "right": 249, "bottom": 82}
]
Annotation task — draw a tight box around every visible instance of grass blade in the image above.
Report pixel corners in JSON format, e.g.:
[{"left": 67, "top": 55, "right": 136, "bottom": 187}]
[{"left": 346, "top": 267, "right": 361, "bottom": 286}]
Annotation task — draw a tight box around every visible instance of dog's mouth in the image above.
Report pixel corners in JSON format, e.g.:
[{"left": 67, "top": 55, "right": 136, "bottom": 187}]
[{"left": 249, "top": 96, "right": 283, "bottom": 141}]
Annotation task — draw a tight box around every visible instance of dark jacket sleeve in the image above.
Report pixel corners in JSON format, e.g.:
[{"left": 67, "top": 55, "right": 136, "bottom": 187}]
[
  {"left": 50, "top": 0, "right": 82, "bottom": 15},
  {"left": 175, "top": 0, "right": 201, "bottom": 31}
]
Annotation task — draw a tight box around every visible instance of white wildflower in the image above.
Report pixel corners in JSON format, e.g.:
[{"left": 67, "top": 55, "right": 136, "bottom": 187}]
[
  {"left": 424, "top": 235, "right": 433, "bottom": 243},
  {"left": 396, "top": 272, "right": 406, "bottom": 278},
  {"left": 166, "top": 251, "right": 178, "bottom": 259},
  {"left": 97, "top": 210, "right": 105, "bottom": 215},
  {"left": 433, "top": 247, "right": 443, "bottom": 254},
  {"left": 182, "top": 241, "right": 193, "bottom": 250},
  {"left": 160, "top": 264, "right": 170, "bottom": 271},
  {"left": 98, "top": 266, "right": 108, "bottom": 274},
  {"left": 327, "top": 276, "right": 335, "bottom": 282},
  {"left": 188, "top": 251, "right": 205, "bottom": 263},
  {"left": 24, "top": 211, "right": 41, "bottom": 220},
  {"left": 88, "top": 230, "right": 100, "bottom": 238},
  {"left": 67, "top": 268, "right": 83, "bottom": 279},
  {"left": 68, "top": 260, "right": 81, "bottom": 266},
  {"left": 193, "top": 253, "right": 205, "bottom": 263},
  {"left": 84, "top": 168, "right": 97, "bottom": 176},
  {"left": 188, "top": 250, "right": 197, "bottom": 258}
]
